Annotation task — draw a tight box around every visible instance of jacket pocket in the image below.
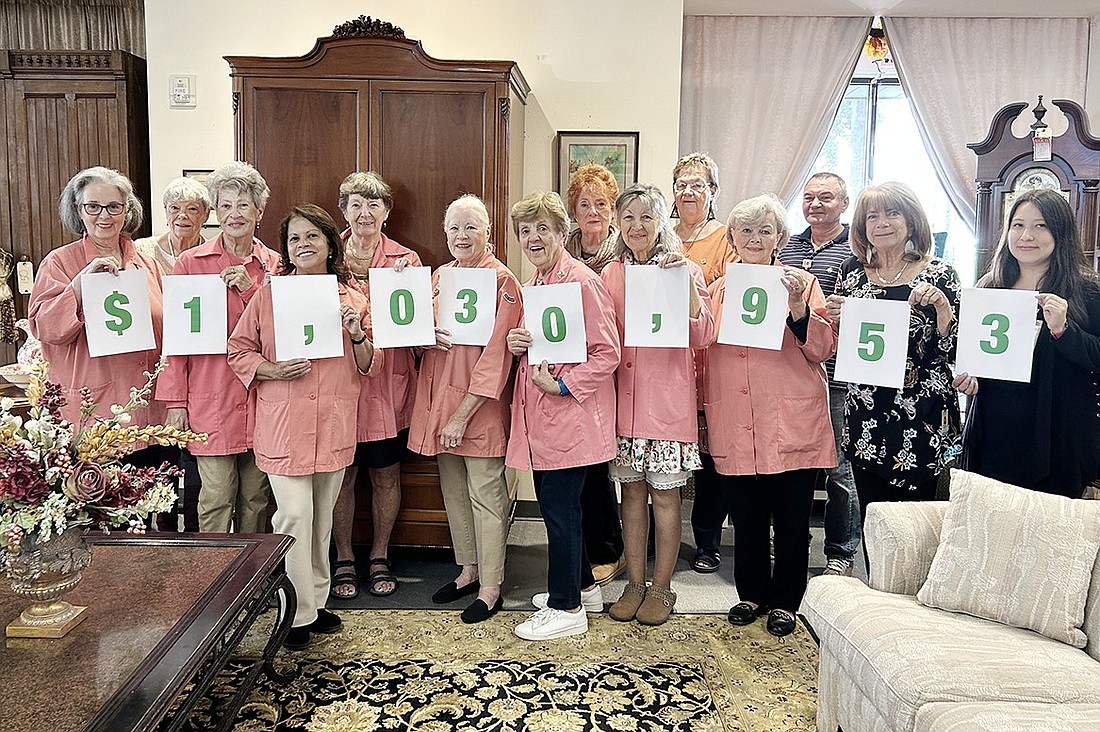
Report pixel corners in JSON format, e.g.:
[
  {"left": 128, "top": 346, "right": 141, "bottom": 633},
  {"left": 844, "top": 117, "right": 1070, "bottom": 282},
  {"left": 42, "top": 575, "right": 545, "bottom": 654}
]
[{"left": 775, "top": 395, "right": 832, "bottom": 454}]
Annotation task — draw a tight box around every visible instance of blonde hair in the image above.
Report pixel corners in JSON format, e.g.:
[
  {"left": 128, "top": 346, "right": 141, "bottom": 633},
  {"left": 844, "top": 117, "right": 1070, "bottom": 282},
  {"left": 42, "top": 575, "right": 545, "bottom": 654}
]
[{"left": 510, "top": 191, "right": 570, "bottom": 239}]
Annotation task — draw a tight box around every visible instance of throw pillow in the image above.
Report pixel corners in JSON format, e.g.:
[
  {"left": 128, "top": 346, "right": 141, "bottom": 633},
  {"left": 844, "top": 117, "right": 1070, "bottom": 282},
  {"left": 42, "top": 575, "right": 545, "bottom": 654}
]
[{"left": 916, "top": 469, "right": 1100, "bottom": 647}]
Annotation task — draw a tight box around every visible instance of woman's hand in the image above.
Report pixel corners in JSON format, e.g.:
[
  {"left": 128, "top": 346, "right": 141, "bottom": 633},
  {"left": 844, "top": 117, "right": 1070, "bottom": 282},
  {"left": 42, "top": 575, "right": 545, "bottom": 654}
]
[
  {"left": 340, "top": 303, "right": 365, "bottom": 341},
  {"left": 220, "top": 264, "right": 252, "bottom": 292},
  {"left": 952, "top": 371, "right": 979, "bottom": 397},
  {"left": 256, "top": 358, "right": 311, "bottom": 381},
  {"left": 507, "top": 327, "right": 532, "bottom": 356},
  {"left": 431, "top": 326, "right": 453, "bottom": 351},
  {"left": 393, "top": 257, "right": 411, "bottom": 273},
  {"left": 909, "top": 281, "right": 953, "bottom": 335},
  {"left": 825, "top": 294, "right": 845, "bottom": 324},
  {"left": 1038, "top": 293, "right": 1069, "bottom": 337},
  {"left": 165, "top": 407, "right": 190, "bottom": 431},
  {"left": 657, "top": 252, "right": 687, "bottom": 268},
  {"left": 782, "top": 266, "right": 808, "bottom": 321},
  {"left": 72, "top": 256, "right": 122, "bottom": 299},
  {"left": 532, "top": 360, "right": 560, "bottom": 395},
  {"left": 439, "top": 414, "right": 468, "bottom": 450}
]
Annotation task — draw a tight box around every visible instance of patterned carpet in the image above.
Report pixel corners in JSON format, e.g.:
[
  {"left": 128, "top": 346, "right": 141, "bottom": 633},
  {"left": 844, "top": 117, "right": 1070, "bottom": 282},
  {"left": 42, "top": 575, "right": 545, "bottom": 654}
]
[{"left": 184, "top": 610, "right": 819, "bottom": 731}]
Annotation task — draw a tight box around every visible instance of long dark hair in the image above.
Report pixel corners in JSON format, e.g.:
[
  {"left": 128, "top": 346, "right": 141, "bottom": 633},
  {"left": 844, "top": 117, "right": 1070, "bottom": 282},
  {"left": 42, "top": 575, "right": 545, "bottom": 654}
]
[
  {"left": 984, "top": 189, "right": 1098, "bottom": 325},
  {"left": 278, "top": 204, "right": 350, "bottom": 283}
]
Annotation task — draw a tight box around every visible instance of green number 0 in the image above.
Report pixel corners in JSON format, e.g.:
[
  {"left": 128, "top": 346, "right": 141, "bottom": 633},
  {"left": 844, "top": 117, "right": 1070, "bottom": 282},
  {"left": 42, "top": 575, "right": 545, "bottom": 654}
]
[
  {"left": 741, "top": 287, "right": 768, "bottom": 325},
  {"left": 455, "top": 288, "right": 478, "bottom": 324},
  {"left": 980, "top": 313, "right": 1010, "bottom": 355},
  {"left": 858, "top": 322, "right": 886, "bottom": 362},
  {"left": 542, "top": 306, "right": 567, "bottom": 343},
  {"left": 390, "top": 289, "right": 414, "bottom": 326}
]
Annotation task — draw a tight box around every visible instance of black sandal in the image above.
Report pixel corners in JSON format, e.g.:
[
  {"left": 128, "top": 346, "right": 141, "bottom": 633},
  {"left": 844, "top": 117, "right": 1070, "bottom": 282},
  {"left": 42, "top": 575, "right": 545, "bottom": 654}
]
[
  {"left": 329, "top": 559, "right": 360, "bottom": 600},
  {"left": 692, "top": 549, "right": 721, "bottom": 574},
  {"left": 366, "top": 557, "right": 398, "bottom": 597}
]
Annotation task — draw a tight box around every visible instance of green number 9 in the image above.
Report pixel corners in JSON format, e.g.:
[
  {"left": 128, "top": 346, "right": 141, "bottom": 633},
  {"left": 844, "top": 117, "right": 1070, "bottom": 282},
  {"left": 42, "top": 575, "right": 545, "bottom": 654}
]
[{"left": 741, "top": 287, "right": 768, "bottom": 325}]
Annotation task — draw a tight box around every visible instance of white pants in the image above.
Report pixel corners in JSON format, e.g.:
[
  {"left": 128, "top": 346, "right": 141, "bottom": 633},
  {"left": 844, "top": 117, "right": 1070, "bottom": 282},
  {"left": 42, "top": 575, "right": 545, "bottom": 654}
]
[{"left": 268, "top": 469, "right": 345, "bottom": 627}]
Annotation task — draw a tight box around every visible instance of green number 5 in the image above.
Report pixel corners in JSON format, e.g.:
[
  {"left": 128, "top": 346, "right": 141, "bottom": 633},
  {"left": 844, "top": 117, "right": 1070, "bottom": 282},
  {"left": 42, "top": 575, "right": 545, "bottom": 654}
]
[
  {"left": 980, "top": 313, "right": 1010, "bottom": 355},
  {"left": 858, "top": 322, "right": 886, "bottom": 362}
]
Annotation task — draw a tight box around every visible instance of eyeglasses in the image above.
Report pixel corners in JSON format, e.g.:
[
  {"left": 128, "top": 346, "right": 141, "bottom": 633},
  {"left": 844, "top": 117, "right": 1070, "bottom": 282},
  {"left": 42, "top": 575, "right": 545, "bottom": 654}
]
[
  {"left": 673, "top": 180, "right": 711, "bottom": 194},
  {"left": 82, "top": 202, "right": 126, "bottom": 216}
]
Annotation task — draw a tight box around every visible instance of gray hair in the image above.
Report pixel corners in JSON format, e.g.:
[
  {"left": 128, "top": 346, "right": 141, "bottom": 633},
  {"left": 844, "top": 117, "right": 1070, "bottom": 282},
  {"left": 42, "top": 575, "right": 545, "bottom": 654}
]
[
  {"left": 446, "top": 193, "right": 491, "bottom": 230},
  {"left": 806, "top": 171, "right": 848, "bottom": 200},
  {"left": 727, "top": 194, "right": 790, "bottom": 247},
  {"left": 161, "top": 176, "right": 211, "bottom": 211},
  {"left": 613, "top": 183, "right": 681, "bottom": 260},
  {"left": 206, "top": 161, "right": 269, "bottom": 210},
  {"left": 58, "top": 166, "right": 144, "bottom": 236},
  {"left": 339, "top": 171, "right": 393, "bottom": 212}
]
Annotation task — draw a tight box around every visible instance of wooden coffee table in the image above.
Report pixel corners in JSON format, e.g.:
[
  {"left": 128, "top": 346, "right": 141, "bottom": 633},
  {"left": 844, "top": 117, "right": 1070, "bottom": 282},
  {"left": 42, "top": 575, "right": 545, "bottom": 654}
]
[{"left": 0, "top": 533, "right": 295, "bottom": 732}]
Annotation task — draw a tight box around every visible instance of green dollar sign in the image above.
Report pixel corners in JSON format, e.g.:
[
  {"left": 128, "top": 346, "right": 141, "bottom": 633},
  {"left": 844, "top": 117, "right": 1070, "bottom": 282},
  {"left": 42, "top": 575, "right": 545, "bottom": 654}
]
[
  {"left": 651, "top": 313, "right": 662, "bottom": 333},
  {"left": 304, "top": 324, "right": 314, "bottom": 345},
  {"left": 103, "top": 290, "right": 132, "bottom": 336}
]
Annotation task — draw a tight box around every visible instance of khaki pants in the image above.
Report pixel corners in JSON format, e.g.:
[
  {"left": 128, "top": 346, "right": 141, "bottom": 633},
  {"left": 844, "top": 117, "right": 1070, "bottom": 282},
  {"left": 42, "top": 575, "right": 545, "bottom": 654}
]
[
  {"left": 268, "top": 469, "right": 345, "bottom": 627},
  {"left": 437, "top": 454, "right": 509, "bottom": 585},
  {"left": 196, "top": 451, "right": 271, "bottom": 533}
]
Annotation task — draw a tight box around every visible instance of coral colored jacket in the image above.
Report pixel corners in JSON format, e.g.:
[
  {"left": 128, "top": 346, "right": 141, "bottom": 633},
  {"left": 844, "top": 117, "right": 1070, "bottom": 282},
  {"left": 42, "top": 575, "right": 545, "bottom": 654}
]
[
  {"left": 601, "top": 257, "right": 714, "bottom": 443},
  {"left": 407, "top": 250, "right": 522, "bottom": 458},
  {"left": 28, "top": 235, "right": 166, "bottom": 429},
  {"left": 345, "top": 232, "right": 421, "bottom": 441},
  {"left": 702, "top": 267, "right": 837, "bottom": 476},
  {"left": 155, "top": 234, "right": 280, "bottom": 455},
  {"left": 506, "top": 249, "right": 621, "bottom": 471},
  {"left": 227, "top": 280, "right": 382, "bottom": 477}
]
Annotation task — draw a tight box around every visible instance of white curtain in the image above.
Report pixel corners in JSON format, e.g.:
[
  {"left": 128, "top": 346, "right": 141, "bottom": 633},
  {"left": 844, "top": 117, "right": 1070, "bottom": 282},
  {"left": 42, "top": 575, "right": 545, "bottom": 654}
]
[
  {"left": 885, "top": 17, "right": 1091, "bottom": 229},
  {"left": 680, "top": 16, "right": 871, "bottom": 209}
]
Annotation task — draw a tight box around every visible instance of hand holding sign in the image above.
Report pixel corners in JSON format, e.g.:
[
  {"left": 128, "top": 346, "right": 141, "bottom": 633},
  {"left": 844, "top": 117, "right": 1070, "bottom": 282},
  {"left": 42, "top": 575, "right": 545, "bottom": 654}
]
[
  {"left": 834, "top": 298, "right": 910, "bottom": 389},
  {"left": 717, "top": 263, "right": 788, "bottom": 350},
  {"left": 369, "top": 266, "right": 435, "bottom": 348},
  {"left": 81, "top": 270, "right": 156, "bottom": 357},
  {"left": 624, "top": 265, "right": 689, "bottom": 348},
  {"left": 955, "top": 288, "right": 1038, "bottom": 382}
]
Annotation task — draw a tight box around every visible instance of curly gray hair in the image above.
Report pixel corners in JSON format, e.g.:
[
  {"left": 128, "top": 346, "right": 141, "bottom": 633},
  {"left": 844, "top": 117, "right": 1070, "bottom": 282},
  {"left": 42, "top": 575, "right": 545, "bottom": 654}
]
[
  {"left": 205, "top": 161, "right": 270, "bottom": 211},
  {"left": 161, "top": 176, "right": 211, "bottom": 211},
  {"left": 58, "top": 166, "right": 144, "bottom": 236}
]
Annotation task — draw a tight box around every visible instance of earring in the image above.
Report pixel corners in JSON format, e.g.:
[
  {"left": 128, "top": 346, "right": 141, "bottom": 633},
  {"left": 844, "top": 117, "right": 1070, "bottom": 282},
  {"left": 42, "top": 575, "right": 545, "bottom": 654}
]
[{"left": 904, "top": 238, "right": 917, "bottom": 256}]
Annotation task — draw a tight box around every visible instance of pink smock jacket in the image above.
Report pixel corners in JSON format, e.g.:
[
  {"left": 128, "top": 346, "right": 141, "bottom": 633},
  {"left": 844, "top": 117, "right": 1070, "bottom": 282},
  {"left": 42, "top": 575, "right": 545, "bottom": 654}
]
[
  {"left": 155, "top": 234, "right": 280, "bottom": 456},
  {"left": 702, "top": 267, "right": 837, "bottom": 476},
  {"left": 601, "top": 257, "right": 715, "bottom": 443},
  {"left": 345, "top": 232, "right": 421, "bottom": 442},
  {"left": 28, "top": 235, "right": 165, "bottom": 428},
  {"left": 505, "top": 249, "right": 621, "bottom": 471},
  {"left": 408, "top": 250, "right": 522, "bottom": 458},
  {"left": 226, "top": 280, "right": 383, "bottom": 477}
]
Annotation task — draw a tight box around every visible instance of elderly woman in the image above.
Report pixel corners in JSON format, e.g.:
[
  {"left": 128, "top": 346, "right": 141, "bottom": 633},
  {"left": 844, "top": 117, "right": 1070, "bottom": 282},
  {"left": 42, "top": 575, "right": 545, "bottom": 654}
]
[
  {"left": 133, "top": 177, "right": 211, "bottom": 273},
  {"left": 228, "top": 204, "right": 379, "bottom": 650},
  {"left": 959, "top": 189, "right": 1100, "bottom": 499},
  {"left": 506, "top": 191, "right": 621, "bottom": 642},
  {"left": 704, "top": 195, "right": 836, "bottom": 638},
  {"left": 407, "top": 194, "right": 522, "bottom": 623},
  {"left": 825, "top": 182, "right": 962, "bottom": 519},
  {"left": 672, "top": 152, "right": 739, "bottom": 576},
  {"left": 601, "top": 184, "right": 713, "bottom": 626},
  {"left": 28, "top": 166, "right": 165, "bottom": 441},
  {"left": 329, "top": 171, "right": 421, "bottom": 600},
  {"left": 563, "top": 164, "right": 625, "bottom": 586},
  {"left": 158, "top": 162, "right": 280, "bottom": 535}
]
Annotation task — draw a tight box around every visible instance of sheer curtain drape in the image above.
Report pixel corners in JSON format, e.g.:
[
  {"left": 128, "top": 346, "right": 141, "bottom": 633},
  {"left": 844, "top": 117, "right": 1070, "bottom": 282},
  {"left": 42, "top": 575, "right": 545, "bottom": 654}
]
[
  {"left": 0, "top": 0, "right": 145, "bottom": 56},
  {"left": 885, "top": 17, "right": 1090, "bottom": 229},
  {"left": 680, "top": 16, "right": 871, "bottom": 208}
]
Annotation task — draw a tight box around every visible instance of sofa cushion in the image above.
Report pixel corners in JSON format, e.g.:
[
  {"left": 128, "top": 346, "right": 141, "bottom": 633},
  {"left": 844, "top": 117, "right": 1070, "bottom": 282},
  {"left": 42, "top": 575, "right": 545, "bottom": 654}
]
[
  {"left": 803, "top": 576, "right": 1100, "bottom": 732},
  {"left": 915, "top": 702, "right": 1100, "bottom": 732},
  {"left": 916, "top": 469, "right": 1100, "bottom": 647}
]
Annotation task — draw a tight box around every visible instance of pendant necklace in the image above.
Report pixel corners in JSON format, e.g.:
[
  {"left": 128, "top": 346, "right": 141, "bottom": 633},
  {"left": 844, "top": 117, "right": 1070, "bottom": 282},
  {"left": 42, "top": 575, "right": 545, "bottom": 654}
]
[{"left": 874, "top": 259, "right": 909, "bottom": 285}]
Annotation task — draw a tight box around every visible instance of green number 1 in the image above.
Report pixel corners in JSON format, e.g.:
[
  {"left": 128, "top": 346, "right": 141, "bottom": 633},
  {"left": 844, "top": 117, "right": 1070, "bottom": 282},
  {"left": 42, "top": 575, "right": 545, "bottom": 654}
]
[
  {"left": 542, "top": 306, "right": 567, "bottom": 343},
  {"left": 980, "top": 313, "right": 1010, "bottom": 355},
  {"left": 741, "top": 287, "right": 768, "bottom": 325},
  {"left": 858, "top": 322, "right": 886, "bottom": 362},
  {"left": 390, "top": 289, "right": 414, "bottom": 325},
  {"left": 455, "top": 288, "right": 478, "bottom": 324},
  {"left": 182, "top": 296, "right": 201, "bottom": 333}
]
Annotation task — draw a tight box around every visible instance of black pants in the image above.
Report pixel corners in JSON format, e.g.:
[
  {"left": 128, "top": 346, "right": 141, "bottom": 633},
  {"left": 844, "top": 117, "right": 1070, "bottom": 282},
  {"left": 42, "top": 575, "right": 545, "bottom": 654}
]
[
  {"left": 691, "top": 452, "right": 725, "bottom": 553},
  {"left": 725, "top": 469, "right": 816, "bottom": 613},
  {"left": 535, "top": 466, "right": 596, "bottom": 610},
  {"left": 579, "top": 462, "right": 623, "bottom": 565},
  {"left": 852, "top": 464, "right": 939, "bottom": 569}
]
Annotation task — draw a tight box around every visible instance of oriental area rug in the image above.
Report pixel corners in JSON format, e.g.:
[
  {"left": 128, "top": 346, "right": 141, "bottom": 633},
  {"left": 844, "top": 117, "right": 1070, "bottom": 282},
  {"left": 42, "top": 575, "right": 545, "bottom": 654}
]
[{"left": 182, "top": 610, "right": 819, "bottom": 731}]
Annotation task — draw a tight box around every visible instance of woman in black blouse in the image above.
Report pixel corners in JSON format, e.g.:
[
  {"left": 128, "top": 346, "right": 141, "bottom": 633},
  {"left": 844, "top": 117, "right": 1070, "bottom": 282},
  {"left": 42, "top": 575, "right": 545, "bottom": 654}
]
[
  {"left": 825, "top": 181, "right": 962, "bottom": 518},
  {"left": 959, "top": 189, "right": 1100, "bottom": 498}
]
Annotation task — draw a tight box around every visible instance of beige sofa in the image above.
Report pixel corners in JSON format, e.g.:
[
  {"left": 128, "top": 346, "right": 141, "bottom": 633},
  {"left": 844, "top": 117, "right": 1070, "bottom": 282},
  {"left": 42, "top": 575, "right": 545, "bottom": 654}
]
[{"left": 802, "top": 500, "right": 1100, "bottom": 732}]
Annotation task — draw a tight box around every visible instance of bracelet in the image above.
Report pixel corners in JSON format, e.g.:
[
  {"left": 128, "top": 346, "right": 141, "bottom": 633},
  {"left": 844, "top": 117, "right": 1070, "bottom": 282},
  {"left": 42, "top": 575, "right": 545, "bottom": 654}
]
[{"left": 350, "top": 334, "right": 367, "bottom": 345}]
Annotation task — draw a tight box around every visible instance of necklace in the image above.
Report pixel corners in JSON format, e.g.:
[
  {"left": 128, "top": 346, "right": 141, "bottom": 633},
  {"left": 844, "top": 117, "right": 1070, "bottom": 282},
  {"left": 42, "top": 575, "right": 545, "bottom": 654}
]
[
  {"left": 679, "top": 217, "right": 709, "bottom": 245},
  {"left": 873, "top": 258, "right": 910, "bottom": 285}
]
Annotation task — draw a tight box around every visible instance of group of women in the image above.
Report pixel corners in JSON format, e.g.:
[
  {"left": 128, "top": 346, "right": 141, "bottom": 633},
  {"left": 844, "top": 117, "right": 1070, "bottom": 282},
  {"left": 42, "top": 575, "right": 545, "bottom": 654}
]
[{"left": 26, "top": 150, "right": 1100, "bottom": 646}]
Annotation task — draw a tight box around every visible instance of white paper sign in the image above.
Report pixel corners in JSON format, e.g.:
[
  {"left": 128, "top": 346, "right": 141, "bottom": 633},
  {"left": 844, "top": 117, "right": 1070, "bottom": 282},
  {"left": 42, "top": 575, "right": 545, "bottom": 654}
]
[
  {"left": 956, "top": 288, "right": 1038, "bottom": 383},
  {"left": 161, "top": 274, "right": 228, "bottom": 355},
  {"left": 81, "top": 270, "right": 156, "bottom": 357},
  {"left": 437, "top": 267, "right": 497, "bottom": 346},
  {"left": 716, "top": 263, "right": 789, "bottom": 350},
  {"left": 524, "top": 282, "right": 587, "bottom": 365},
  {"left": 624, "top": 265, "right": 689, "bottom": 348},
  {"left": 834, "top": 298, "right": 911, "bottom": 389},
  {"left": 369, "top": 266, "right": 435, "bottom": 348},
  {"left": 270, "top": 275, "right": 343, "bottom": 361}
]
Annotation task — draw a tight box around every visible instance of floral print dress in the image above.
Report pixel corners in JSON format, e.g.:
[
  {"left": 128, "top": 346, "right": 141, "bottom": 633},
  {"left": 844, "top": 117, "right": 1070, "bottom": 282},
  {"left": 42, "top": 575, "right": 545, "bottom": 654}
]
[{"left": 835, "top": 256, "right": 962, "bottom": 490}]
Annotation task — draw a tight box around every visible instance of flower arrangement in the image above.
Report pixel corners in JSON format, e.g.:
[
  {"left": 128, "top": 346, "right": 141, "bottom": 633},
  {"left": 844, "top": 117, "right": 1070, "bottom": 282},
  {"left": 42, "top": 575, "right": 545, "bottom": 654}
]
[{"left": 0, "top": 358, "right": 206, "bottom": 554}]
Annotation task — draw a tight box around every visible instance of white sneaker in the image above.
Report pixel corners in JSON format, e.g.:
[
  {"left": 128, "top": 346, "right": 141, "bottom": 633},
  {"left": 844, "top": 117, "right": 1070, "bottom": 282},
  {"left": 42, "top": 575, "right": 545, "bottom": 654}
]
[
  {"left": 515, "top": 607, "right": 588, "bottom": 641},
  {"left": 823, "top": 557, "right": 853, "bottom": 576},
  {"left": 532, "top": 586, "right": 603, "bottom": 612}
]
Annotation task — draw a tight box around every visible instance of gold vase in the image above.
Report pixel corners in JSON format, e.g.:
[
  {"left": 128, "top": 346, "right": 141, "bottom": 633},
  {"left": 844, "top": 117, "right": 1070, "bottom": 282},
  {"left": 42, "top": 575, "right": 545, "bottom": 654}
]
[{"left": 4, "top": 527, "right": 92, "bottom": 638}]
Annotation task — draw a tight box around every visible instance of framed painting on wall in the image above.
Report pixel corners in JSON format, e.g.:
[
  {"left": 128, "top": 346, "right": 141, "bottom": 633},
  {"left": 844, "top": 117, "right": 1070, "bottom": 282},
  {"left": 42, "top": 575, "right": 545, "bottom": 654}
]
[
  {"left": 556, "top": 131, "right": 639, "bottom": 194},
  {"left": 182, "top": 168, "right": 218, "bottom": 228}
]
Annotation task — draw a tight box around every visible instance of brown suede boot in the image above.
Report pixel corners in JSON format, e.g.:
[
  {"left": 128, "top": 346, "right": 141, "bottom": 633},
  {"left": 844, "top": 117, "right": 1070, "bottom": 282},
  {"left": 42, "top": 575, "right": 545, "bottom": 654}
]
[
  {"left": 635, "top": 585, "right": 676, "bottom": 626},
  {"left": 608, "top": 581, "right": 647, "bottom": 622}
]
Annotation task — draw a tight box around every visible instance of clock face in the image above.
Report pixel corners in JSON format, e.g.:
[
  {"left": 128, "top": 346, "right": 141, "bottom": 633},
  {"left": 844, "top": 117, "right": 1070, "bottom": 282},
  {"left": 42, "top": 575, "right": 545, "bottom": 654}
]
[{"left": 1003, "top": 167, "right": 1068, "bottom": 225}]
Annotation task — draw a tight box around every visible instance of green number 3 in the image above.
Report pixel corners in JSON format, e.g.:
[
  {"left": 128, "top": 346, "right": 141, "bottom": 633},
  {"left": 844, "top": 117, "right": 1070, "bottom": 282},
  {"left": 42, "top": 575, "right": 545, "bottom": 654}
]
[
  {"left": 980, "top": 313, "right": 1010, "bottom": 355},
  {"left": 455, "top": 288, "right": 478, "bottom": 324}
]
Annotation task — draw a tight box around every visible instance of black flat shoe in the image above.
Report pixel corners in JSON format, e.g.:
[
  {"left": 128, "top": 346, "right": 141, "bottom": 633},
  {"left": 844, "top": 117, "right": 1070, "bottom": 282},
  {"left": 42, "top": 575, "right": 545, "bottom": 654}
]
[
  {"left": 309, "top": 608, "right": 342, "bottom": 635},
  {"left": 727, "top": 601, "right": 767, "bottom": 626},
  {"left": 432, "top": 579, "right": 480, "bottom": 604},
  {"left": 766, "top": 609, "right": 797, "bottom": 637},
  {"left": 284, "top": 626, "right": 311, "bottom": 650},
  {"left": 460, "top": 595, "right": 504, "bottom": 624}
]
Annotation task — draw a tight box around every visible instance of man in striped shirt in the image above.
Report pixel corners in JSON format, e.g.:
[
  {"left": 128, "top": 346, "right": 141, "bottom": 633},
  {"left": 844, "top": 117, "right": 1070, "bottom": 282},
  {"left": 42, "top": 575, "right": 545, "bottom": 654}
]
[{"left": 777, "top": 172, "right": 859, "bottom": 576}]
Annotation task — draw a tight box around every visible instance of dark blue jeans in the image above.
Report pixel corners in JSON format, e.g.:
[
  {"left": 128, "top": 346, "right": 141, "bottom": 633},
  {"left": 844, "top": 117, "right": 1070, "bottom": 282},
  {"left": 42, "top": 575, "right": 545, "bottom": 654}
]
[{"left": 534, "top": 466, "right": 595, "bottom": 610}]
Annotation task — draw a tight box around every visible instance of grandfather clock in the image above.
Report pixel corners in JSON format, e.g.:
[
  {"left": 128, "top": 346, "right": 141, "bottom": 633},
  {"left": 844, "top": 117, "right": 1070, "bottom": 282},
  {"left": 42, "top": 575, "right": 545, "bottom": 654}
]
[{"left": 968, "top": 98, "right": 1100, "bottom": 275}]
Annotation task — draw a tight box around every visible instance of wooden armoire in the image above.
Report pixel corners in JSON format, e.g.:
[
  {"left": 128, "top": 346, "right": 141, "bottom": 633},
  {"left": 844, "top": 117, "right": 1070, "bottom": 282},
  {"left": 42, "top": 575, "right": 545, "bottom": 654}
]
[
  {"left": 0, "top": 50, "right": 151, "bottom": 366},
  {"left": 226, "top": 17, "right": 528, "bottom": 547}
]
